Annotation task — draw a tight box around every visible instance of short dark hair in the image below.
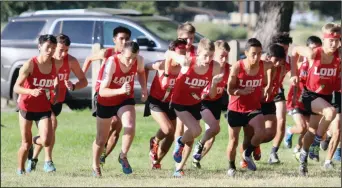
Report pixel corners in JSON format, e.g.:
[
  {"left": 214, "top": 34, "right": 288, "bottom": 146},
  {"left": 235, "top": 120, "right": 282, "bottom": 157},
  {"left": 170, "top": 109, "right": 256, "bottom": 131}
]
[
  {"left": 245, "top": 38, "right": 262, "bottom": 51},
  {"left": 306, "top": 36, "right": 322, "bottom": 47},
  {"left": 56, "top": 34, "right": 71, "bottom": 46},
  {"left": 169, "top": 38, "right": 187, "bottom": 51},
  {"left": 271, "top": 32, "right": 293, "bottom": 45},
  {"left": 123, "top": 41, "right": 139, "bottom": 53},
  {"left": 266, "top": 44, "right": 286, "bottom": 59},
  {"left": 38, "top": 34, "right": 57, "bottom": 45},
  {"left": 113, "top": 26, "right": 131, "bottom": 38}
]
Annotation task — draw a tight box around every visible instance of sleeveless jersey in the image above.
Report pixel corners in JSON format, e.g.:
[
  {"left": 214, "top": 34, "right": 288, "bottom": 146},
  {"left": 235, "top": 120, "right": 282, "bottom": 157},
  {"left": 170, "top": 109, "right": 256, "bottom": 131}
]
[
  {"left": 202, "top": 63, "right": 230, "bottom": 101},
  {"left": 18, "top": 57, "right": 57, "bottom": 112},
  {"left": 97, "top": 55, "right": 137, "bottom": 106},
  {"left": 228, "top": 60, "right": 264, "bottom": 112},
  {"left": 95, "top": 48, "right": 120, "bottom": 92},
  {"left": 53, "top": 55, "right": 70, "bottom": 103},
  {"left": 171, "top": 57, "right": 213, "bottom": 105},
  {"left": 149, "top": 70, "right": 178, "bottom": 102},
  {"left": 306, "top": 47, "right": 340, "bottom": 95},
  {"left": 286, "top": 60, "right": 309, "bottom": 110}
]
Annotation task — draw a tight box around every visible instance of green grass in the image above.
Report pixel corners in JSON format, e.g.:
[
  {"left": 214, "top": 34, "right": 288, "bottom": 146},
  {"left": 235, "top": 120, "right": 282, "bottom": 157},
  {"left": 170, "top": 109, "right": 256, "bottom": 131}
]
[{"left": 1, "top": 106, "right": 340, "bottom": 187}]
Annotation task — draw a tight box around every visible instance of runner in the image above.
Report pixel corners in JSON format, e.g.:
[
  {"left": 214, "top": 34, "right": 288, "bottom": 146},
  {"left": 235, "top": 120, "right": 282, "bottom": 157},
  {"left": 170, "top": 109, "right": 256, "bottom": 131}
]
[
  {"left": 27, "top": 34, "right": 88, "bottom": 173},
  {"left": 92, "top": 41, "right": 147, "bottom": 176},
  {"left": 191, "top": 40, "right": 230, "bottom": 168},
  {"left": 163, "top": 22, "right": 198, "bottom": 175},
  {"left": 239, "top": 44, "right": 284, "bottom": 168},
  {"left": 14, "top": 34, "right": 59, "bottom": 175},
  {"left": 226, "top": 38, "right": 267, "bottom": 176},
  {"left": 284, "top": 36, "right": 322, "bottom": 156},
  {"left": 290, "top": 23, "right": 340, "bottom": 176},
  {"left": 268, "top": 32, "right": 292, "bottom": 164},
  {"left": 144, "top": 39, "right": 186, "bottom": 169},
  {"left": 83, "top": 26, "right": 131, "bottom": 166},
  {"left": 164, "top": 38, "right": 222, "bottom": 177}
]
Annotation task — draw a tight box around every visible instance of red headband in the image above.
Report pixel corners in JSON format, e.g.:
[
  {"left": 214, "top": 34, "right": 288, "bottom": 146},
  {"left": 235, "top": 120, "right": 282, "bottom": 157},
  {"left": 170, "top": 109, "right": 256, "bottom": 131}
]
[
  {"left": 323, "top": 32, "right": 341, "bottom": 39},
  {"left": 175, "top": 44, "right": 186, "bottom": 50}
]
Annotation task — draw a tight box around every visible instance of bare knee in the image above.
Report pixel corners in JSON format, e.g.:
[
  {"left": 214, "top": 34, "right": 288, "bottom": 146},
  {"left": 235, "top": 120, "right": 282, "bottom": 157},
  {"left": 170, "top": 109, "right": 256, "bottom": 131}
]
[
  {"left": 95, "top": 136, "right": 108, "bottom": 146},
  {"left": 229, "top": 137, "right": 239, "bottom": 149},
  {"left": 298, "top": 125, "right": 307, "bottom": 134},
  {"left": 211, "top": 124, "right": 220, "bottom": 135},
  {"left": 21, "top": 141, "right": 32, "bottom": 151},
  {"left": 162, "top": 124, "right": 175, "bottom": 136},
  {"left": 40, "top": 137, "right": 51, "bottom": 147},
  {"left": 323, "top": 107, "right": 337, "bottom": 121},
  {"left": 192, "top": 126, "right": 202, "bottom": 138}
]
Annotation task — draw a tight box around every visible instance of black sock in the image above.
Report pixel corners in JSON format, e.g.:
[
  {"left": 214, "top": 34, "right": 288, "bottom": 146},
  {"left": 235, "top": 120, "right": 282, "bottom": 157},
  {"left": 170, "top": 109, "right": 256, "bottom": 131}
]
[
  {"left": 229, "top": 160, "right": 236, "bottom": 169},
  {"left": 245, "top": 144, "right": 256, "bottom": 156},
  {"left": 271, "top": 146, "right": 279, "bottom": 154}
]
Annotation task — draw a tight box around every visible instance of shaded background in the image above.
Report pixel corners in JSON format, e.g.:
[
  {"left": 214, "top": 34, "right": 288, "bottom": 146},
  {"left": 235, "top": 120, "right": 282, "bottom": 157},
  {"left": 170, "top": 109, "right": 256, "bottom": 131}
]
[{"left": 1, "top": 1, "right": 341, "bottom": 47}]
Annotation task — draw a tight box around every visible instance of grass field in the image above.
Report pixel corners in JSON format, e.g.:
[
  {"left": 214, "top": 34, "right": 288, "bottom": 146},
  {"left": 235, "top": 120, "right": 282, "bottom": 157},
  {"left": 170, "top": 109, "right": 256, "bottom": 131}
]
[{"left": 1, "top": 105, "right": 341, "bottom": 187}]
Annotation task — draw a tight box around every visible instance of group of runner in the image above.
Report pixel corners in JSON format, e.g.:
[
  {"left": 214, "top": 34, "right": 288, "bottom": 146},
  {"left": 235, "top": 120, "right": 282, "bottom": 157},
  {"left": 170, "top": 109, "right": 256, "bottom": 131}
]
[{"left": 14, "top": 21, "right": 341, "bottom": 178}]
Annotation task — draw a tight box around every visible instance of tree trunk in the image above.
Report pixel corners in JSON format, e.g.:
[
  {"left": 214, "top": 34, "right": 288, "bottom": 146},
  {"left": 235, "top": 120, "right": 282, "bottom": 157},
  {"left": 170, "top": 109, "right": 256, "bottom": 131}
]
[{"left": 252, "top": 2, "right": 293, "bottom": 48}]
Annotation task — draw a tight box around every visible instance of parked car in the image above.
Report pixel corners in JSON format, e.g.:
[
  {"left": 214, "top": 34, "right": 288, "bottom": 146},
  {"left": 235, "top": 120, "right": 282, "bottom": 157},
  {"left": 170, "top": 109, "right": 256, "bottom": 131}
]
[{"left": 1, "top": 8, "right": 204, "bottom": 108}]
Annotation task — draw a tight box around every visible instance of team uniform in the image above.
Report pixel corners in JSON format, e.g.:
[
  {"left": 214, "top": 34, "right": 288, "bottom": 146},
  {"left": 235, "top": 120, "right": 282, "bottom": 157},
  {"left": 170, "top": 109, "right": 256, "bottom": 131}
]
[
  {"left": 49, "top": 55, "right": 70, "bottom": 116},
  {"left": 301, "top": 47, "right": 340, "bottom": 115},
  {"left": 18, "top": 57, "right": 56, "bottom": 121},
  {"left": 201, "top": 63, "right": 230, "bottom": 120},
  {"left": 261, "top": 65, "right": 283, "bottom": 115},
  {"left": 96, "top": 55, "right": 137, "bottom": 118},
  {"left": 227, "top": 60, "right": 264, "bottom": 127},
  {"left": 274, "top": 57, "right": 291, "bottom": 102},
  {"left": 286, "top": 59, "right": 310, "bottom": 116},
  {"left": 144, "top": 70, "right": 177, "bottom": 120},
  {"left": 171, "top": 57, "right": 213, "bottom": 120},
  {"left": 92, "top": 48, "right": 121, "bottom": 117}
]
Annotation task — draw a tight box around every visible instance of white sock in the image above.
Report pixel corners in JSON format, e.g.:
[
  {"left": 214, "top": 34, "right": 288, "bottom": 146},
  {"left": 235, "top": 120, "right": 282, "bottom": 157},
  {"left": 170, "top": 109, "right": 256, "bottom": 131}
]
[{"left": 325, "top": 160, "right": 331, "bottom": 164}]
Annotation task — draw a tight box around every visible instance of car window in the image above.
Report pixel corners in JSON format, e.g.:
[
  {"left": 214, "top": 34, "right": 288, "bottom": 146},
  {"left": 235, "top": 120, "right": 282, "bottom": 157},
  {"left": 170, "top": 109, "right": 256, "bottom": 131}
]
[
  {"left": 52, "top": 21, "right": 61, "bottom": 35},
  {"left": 103, "top": 21, "right": 146, "bottom": 46},
  {"left": 1, "top": 21, "right": 45, "bottom": 40},
  {"left": 60, "top": 20, "right": 95, "bottom": 44}
]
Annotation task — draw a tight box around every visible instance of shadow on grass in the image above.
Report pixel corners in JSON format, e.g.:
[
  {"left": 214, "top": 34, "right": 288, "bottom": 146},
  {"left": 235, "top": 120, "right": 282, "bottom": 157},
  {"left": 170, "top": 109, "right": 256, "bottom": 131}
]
[{"left": 1, "top": 124, "right": 6, "bottom": 127}]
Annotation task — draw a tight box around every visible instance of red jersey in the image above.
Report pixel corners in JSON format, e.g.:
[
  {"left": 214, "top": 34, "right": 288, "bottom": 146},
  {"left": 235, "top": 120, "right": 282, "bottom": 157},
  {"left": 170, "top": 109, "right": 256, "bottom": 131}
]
[
  {"left": 53, "top": 55, "right": 70, "bottom": 103},
  {"left": 97, "top": 55, "right": 137, "bottom": 106},
  {"left": 334, "top": 62, "right": 341, "bottom": 92},
  {"left": 149, "top": 71, "right": 178, "bottom": 102},
  {"left": 95, "top": 48, "right": 121, "bottom": 92},
  {"left": 306, "top": 47, "right": 340, "bottom": 95},
  {"left": 18, "top": 57, "right": 57, "bottom": 112},
  {"left": 202, "top": 63, "right": 230, "bottom": 101},
  {"left": 228, "top": 60, "right": 264, "bottom": 112},
  {"left": 286, "top": 61, "right": 309, "bottom": 110},
  {"left": 171, "top": 57, "right": 213, "bottom": 105},
  {"left": 188, "top": 45, "right": 196, "bottom": 57},
  {"left": 263, "top": 66, "right": 282, "bottom": 103}
]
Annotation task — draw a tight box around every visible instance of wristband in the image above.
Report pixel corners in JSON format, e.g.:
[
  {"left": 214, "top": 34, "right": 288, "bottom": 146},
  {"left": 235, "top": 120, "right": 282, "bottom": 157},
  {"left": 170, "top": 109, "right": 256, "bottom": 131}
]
[{"left": 163, "top": 73, "right": 169, "bottom": 77}]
